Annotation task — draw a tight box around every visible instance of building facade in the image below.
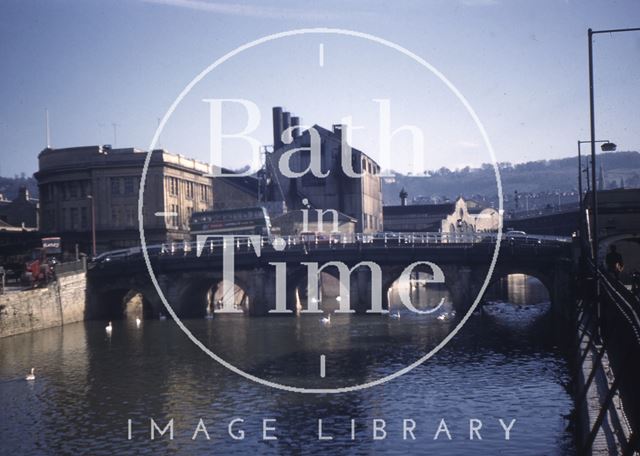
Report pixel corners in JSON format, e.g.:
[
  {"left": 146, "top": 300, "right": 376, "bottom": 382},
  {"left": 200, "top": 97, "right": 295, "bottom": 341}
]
[
  {"left": 35, "top": 146, "right": 213, "bottom": 253},
  {"left": 0, "top": 186, "right": 38, "bottom": 229},
  {"left": 264, "top": 107, "right": 384, "bottom": 234},
  {"left": 383, "top": 192, "right": 499, "bottom": 234}
]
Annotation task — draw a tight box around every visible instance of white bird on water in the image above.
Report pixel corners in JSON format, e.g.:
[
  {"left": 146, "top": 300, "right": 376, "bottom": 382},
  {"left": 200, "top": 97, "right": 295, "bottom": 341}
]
[
  {"left": 390, "top": 310, "right": 401, "bottom": 319},
  {"left": 159, "top": 314, "right": 167, "bottom": 321},
  {"left": 135, "top": 317, "right": 141, "bottom": 328},
  {"left": 320, "top": 314, "right": 331, "bottom": 325},
  {"left": 25, "top": 368, "right": 35, "bottom": 381},
  {"left": 105, "top": 321, "right": 113, "bottom": 334}
]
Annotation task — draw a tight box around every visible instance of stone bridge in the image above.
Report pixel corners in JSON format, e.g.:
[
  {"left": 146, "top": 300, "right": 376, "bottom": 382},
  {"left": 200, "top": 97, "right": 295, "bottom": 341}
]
[{"left": 86, "top": 235, "right": 575, "bottom": 321}]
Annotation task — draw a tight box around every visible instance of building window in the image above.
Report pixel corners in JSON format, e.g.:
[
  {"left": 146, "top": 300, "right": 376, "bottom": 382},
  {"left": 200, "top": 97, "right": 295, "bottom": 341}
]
[
  {"left": 126, "top": 207, "right": 135, "bottom": 226},
  {"left": 111, "top": 178, "right": 121, "bottom": 195},
  {"left": 70, "top": 207, "right": 79, "bottom": 230},
  {"left": 200, "top": 184, "right": 208, "bottom": 202},
  {"left": 61, "top": 208, "right": 67, "bottom": 230},
  {"left": 70, "top": 182, "right": 78, "bottom": 199},
  {"left": 168, "top": 177, "right": 179, "bottom": 196},
  {"left": 111, "top": 207, "right": 119, "bottom": 227},
  {"left": 124, "top": 177, "right": 135, "bottom": 195},
  {"left": 81, "top": 207, "right": 88, "bottom": 229}
]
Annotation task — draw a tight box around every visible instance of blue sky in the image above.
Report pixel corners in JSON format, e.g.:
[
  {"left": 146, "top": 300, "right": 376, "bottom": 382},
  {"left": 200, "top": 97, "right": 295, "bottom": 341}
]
[{"left": 0, "top": 0, "right": 638, "bottom": 176}]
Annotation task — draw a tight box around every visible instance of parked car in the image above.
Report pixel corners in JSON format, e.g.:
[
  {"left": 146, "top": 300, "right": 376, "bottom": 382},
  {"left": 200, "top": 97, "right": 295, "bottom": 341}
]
[{"left": 505, "top": 230, "right": 527, "bottom": 240}]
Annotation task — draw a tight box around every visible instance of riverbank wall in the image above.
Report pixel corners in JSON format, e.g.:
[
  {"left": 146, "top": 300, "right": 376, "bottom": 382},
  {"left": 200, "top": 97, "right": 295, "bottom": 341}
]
[{"left": 0, "top": 262, "right": 87, "bottom": 338}]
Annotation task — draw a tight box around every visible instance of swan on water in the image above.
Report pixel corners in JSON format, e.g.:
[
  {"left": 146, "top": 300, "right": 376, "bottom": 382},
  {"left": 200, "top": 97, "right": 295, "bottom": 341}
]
[
  {"left": 25, "top": 368, "right": 35, "bottom": 381},
  {"left": 105, "top": 321, "right": 113, "bottom": 333},
  {"left": 320, "top": 314, "right": 331, "bottom": 325},
  {"left": 390, "top": 310, "right": 401, "bottom": 319}
]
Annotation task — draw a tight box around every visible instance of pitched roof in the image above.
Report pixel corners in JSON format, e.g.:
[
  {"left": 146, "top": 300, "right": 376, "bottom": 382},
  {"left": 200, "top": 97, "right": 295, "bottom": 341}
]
[{"left": 383, "top": 203, "right": 455, "bottom": 217}]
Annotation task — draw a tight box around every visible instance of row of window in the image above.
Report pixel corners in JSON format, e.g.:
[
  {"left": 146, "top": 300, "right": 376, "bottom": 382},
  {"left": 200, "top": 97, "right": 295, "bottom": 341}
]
[
  {"left": 192, "top": 209, "right": 265, "bottom": 224},
  {"left": 165, "top": 204, "right": 195, "bottom": 229},
  {"left": 363, "top": 213, "right": 381, "bottom": 231},
  {"left": 58, "top": 206, "right": 89, "bottom": 231},
  {"left": 40, "top": 181, "right": 90, "bottom": 202},
  {"left": 361, "top": 157, "right": 380, "bottom": 175},
  {"left": 111, "top": 177, "right": 139, "bottom": 196},
  {"left": 166, "top": 177, "right": 210, "bottom": 202},
  {"left": 111, "top": 206, "right": 137, "bottom": 228}
]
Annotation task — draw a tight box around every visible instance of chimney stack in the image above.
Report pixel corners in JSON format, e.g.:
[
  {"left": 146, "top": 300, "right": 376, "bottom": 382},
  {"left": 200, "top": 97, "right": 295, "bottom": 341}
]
[
  {"left": 272, "top": 107, "right": 283, "bottom": 150},
  {"left": 291, "top": 116, "right": 300, "bottom": 138},
  {"left": 399, "top": 188, "right": 408, "bottom": 206},
  {"left": 18, "top": 186, "right": 29, "bottom": 201},
  {"left": 332, "top": 124, "right": 345, "bottom": 140},
  {"left": 281, "top": 111, "right": 291, "bottom": 144}
]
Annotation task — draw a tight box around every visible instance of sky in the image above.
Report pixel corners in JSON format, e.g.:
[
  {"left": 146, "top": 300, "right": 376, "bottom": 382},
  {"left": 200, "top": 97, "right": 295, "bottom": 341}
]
[{"left": 0, "top": 0, "right": 638, "bottom": 177}]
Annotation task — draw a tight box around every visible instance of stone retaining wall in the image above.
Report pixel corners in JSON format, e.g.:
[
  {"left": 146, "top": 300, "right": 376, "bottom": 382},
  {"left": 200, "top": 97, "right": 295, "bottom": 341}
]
[{"left": 0, "top": 271, "right": 86, "bottom": 338}]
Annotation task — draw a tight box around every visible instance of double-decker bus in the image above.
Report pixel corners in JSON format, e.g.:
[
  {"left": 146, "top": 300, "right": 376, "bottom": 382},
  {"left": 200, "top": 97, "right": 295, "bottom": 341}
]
[{"left": 190, "top": 207, "right": 272, "bottom": 237}]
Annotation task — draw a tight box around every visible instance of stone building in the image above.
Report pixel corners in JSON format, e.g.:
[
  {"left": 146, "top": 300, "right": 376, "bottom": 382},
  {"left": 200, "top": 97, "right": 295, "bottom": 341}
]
[
  {"left": 35, "top": 145, "right": 213, "bottom": 253},
  {"left": 383, "top": 191, "right": 499, "bottom": 234},
  {"left": 0, "top": 186, "right": 39, "bottom": 229},
  {"left": 264, "top": 107, "right": 384, "bottom": 234},
  {"left": 211, "top": 172, "right": 259, "bottom": 211},
  {"left": 383, "top": 202, "right": 458, "bottom": 233}
]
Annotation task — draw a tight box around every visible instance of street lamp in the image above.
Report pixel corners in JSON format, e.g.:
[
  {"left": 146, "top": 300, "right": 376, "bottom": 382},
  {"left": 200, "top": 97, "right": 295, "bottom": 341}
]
[
  {"left": 87, "top": 195, "right": 97, "bottom": 257},
  {"left": 577, "top": 139, "right": 616, "bottom": 208},
  {"left": 587, "top": 26, "right": 639, "bottom": 263}
]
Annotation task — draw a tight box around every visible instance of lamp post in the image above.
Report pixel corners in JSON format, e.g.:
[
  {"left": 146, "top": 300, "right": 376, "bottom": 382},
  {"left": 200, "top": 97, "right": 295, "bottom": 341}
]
[
  {"left": 577, "top": 140, "right": 615, "bottom": 208},
  {"left": 577, "top": 140, "right": 615, "bottom": 257},
  {"left": 587, "top": 26, "right": 640, "bottom": 263},
  {"left": 87, "top": 195, "right": 96, "bottom": 257}
]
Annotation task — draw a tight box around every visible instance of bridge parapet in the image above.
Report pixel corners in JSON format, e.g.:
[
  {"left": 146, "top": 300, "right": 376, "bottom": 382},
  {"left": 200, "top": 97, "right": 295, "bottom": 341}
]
[{"left": 87, "top": 233, "right": 574, "bottom": 319}]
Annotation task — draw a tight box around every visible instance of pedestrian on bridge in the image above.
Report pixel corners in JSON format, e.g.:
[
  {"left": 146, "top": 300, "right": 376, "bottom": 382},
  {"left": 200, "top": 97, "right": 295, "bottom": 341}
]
[{"left": 605, "top": 245, "right": 624, "bottom": 280}]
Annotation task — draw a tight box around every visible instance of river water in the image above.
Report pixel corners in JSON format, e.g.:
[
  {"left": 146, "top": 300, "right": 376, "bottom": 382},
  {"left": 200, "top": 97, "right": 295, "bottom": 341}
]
[{"left": 0, "top": 277, "right": 574, "bottom": 455}]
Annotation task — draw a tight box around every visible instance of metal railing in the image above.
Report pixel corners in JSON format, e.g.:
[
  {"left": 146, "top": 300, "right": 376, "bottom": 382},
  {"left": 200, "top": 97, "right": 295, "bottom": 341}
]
[
  {"left": 90, "top": 231, "right": 571, "bottom": 264},
  {"left": 574, "top": 264, "right": 640, "bottom": 454}
]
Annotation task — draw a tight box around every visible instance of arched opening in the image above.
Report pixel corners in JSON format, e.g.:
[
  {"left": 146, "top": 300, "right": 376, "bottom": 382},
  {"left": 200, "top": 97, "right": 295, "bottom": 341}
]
[
  {"left": 211, "top": 279, "right": 250, "bottom": 315},
  {"left": 97, "top": 288, "right": 153, "bottom": 320},
  {"left": 289, "top": 264, "right": 387, "bottom": 315},
  {"left": 482, "top": 273, "right": 551, "bottom": 323},
  {"left": 485, "top": 273, "right": 550, "bottom": 306},
  {"left": 386, "top": 264, "right": 454, "bottom": 316},
  {"left": 174, "top": 278, "right": 250, "bottom": 318}
]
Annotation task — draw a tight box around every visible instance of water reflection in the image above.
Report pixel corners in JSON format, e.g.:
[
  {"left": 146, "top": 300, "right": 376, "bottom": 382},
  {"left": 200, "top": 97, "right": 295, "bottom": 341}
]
[{"left": 0, "top": 277, "right": 574, "bottom": 455}]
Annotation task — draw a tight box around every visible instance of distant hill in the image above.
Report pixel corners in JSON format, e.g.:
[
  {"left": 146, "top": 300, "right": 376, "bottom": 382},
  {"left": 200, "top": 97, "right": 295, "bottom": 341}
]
[
  {"left": 2, "top": 151, "right": 638, "bottom": 210},
  {"left": 382, "top": 151, "right": 640, "bottom": 210}
]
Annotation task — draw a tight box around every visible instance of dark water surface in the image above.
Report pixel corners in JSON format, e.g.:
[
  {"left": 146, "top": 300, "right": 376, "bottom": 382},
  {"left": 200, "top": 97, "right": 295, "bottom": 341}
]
[{"left": 0, "top": 289, "right": 574, "bottom": 455}]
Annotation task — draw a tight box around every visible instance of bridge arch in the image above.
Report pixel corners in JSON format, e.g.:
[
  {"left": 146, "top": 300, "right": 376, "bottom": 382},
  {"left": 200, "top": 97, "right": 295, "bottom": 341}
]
[
  {"left": 484, "top": 264, "right": 554, "bottom": 299},
  {"left": 382, "top": 263, "right": 454, "bottom": 314},
  {"left": 166, "top": 272, "right": 251, "bottom": 317},
  {"left": 89, "top": 283, "right": 157, "bottom": 320}
]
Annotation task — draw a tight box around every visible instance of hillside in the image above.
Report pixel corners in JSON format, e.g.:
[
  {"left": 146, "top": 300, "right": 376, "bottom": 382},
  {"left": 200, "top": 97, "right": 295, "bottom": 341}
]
[{"left": 382, "top": 151, "right": 640, "bottom": 210}]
